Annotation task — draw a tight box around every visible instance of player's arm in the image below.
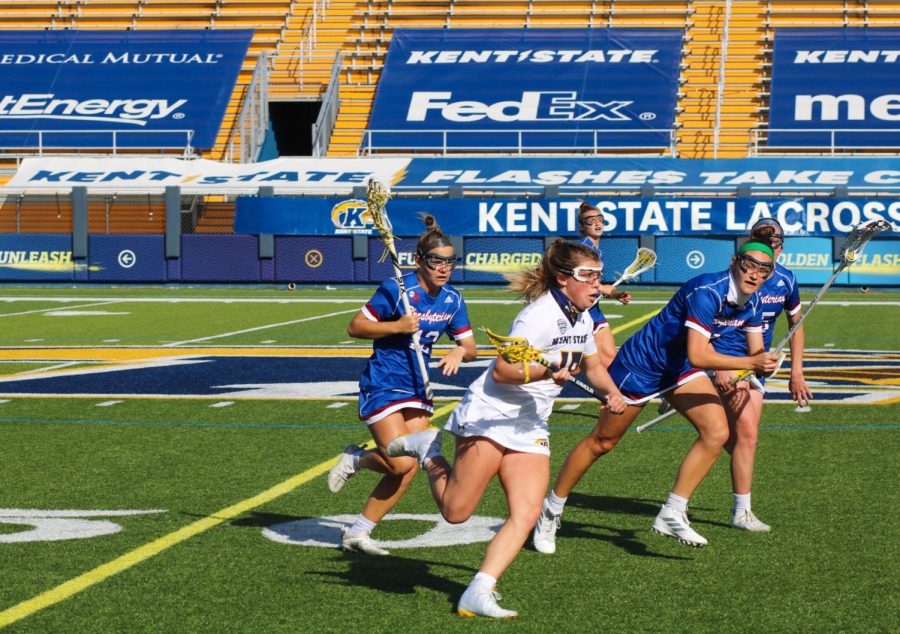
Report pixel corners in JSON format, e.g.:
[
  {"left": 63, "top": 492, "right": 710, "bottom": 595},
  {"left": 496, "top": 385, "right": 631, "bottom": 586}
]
[
  {"left": 582, "top": 353, "right": 626, "bottom": 412},
  {"left": 347, "top": 310, "right": 418, "bottom": 340},
  {"left": 436, "top": 334, "right": 477, "bottom": 376},
  {"left": 598, "top": 283, "right": 631, "bottom": 304},
  {"left": 786, "top": 311, "right": 812, "bottom": 405},
  {"left": 687, "top": 329, "right": 777, "bottom": 374}
]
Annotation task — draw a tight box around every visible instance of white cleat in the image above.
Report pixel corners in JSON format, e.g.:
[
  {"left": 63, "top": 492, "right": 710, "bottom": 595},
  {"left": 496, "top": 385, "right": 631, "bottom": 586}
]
[
  {"left": 457, "top": 585, "right": 518, "bottom": 619},
  {"left": 386, "top": 427, "right": 441, "bottom": 466},
  {"left": 732, "top": 509, "right": 771, "bottom": 532},
  {"left": 532, "top": 505, "right": 560, "bottom": 555},
  {"left": 340, "top": 529, "right": 390, "bottom": 556},
  {"left": 652, "top": 506, "right": 708, "bottom": 548},
  {"left": 327, "top": 445, "right": 362, "bottom": 493}
]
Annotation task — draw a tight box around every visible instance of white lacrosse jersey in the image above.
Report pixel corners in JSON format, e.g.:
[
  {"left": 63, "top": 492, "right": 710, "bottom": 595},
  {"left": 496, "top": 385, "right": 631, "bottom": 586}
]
[{"left": 451, "top": 288, "right": 598, "bottom": 428}]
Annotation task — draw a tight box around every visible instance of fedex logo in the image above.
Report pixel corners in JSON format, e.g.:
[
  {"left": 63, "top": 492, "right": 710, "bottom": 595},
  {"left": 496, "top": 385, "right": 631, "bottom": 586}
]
[
  {"left": 407, "top": 91, "right": 633, "bottom": 123},
  {"left": 795, "top": 94, "right": 900, "bottom": 121}
]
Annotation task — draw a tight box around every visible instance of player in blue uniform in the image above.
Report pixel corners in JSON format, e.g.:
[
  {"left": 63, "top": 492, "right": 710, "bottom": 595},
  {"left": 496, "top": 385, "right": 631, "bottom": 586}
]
[
  {"left": 387, "top": 239, "right": 626, "bottom": 619},
  {"left": 576, "top": 201, "right": 632, "bottom": 366},
  {"left": 533, "top": 239, "right": 780, "bottom": 550},
  {"left": 327, "top": 215, "right": 477, "bottom": 555},
  {"left": 712, "top": 218, "right": 813, "bottom": 532}
]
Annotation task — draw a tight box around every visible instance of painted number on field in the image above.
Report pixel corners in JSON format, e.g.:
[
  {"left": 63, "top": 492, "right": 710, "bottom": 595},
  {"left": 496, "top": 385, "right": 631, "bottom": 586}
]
[
  {"left": 0, "top": 509, "right": 166, "bottom": 543},
  {"left": 262, "top": 513, "right": 503, "bottom": 549}
]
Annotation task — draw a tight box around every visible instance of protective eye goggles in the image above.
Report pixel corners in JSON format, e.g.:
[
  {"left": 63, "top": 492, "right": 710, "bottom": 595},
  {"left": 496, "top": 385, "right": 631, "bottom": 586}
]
[
  {"left": 420, "top": 252, "right": 459, "bottom": 270},
  {"left": 559, "top": 265, "right": 603, "bottom": 283},
  {"left": 737, "top": 253, "right": 774, "bottom": 277},
  {"left": 579, "top": 213, "right": 604, "bottom": 226},
  {"left": 768, "top": 234, "right": 785, "bottom": 248}
]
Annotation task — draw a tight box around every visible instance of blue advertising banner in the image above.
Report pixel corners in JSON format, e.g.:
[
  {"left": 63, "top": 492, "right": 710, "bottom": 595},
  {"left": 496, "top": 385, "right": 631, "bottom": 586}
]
[
  {"left": 0, "top": 30, "right": 252, "bottom": 149},
  {"left": 274, "top": 237, "right": 356, "bottom": 283},
  {"left": 844, "top": 239, "right": 900, "bottom": 286},
  {"left": 235, "top": 195, "right": 900, "bottom": 237},
  {"left": 87, "top": 234, "right": 166, "bottom": 282},
  {"left": 770, "top": 29, "right": 900, "bottom": 148},
  {"left": 0, "top": 234, "right": 74, "bottom": 280},
  {"left": 367, "top": 29, "right": 682, "bottom": 151}
]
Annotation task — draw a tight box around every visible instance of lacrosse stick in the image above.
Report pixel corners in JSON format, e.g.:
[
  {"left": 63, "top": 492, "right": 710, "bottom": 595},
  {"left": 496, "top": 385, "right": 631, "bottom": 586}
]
[
  {"left": 635, "top": 406, "right": 678, "bottom": 433},
  {"left": 611, "top": 247, "right": 657, "bottom": 289},
  {"left": 483, "top": 327, "right": 608, "bottom": 404},
  {"left": 597, "top": 247, "right": 657, "bottom": 305},
  {"left": 731, "top": 218, "right": 893, "bottom": 390},
  {"left": 367, "top": 178, "right": 433, "bottom": 401}
]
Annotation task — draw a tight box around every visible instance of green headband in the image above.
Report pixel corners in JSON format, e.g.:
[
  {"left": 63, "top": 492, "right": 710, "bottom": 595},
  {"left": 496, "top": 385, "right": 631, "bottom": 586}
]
[{"left": 737, "top": 241, "right": 775, "bottom": 260}]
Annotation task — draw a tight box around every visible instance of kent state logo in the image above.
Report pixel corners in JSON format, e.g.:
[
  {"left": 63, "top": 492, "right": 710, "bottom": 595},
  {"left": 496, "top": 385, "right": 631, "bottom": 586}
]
[{"left": 331, "top": 199, "right": 374, "bottom": 235}]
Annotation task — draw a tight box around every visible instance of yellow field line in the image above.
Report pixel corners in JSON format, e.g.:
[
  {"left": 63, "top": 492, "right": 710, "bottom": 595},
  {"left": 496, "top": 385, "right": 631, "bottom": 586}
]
[
  {"left": 611, "top": 307, "right": 661, "bottom": 335},
  {"left": 0, "top": 402, "right": 458, "bottom": 629}
]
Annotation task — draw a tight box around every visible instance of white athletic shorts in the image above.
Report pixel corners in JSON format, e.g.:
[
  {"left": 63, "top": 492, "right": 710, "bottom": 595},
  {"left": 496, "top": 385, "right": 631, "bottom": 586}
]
[{"left": 444, "top": 394, "right": 550, "bottom": 456}]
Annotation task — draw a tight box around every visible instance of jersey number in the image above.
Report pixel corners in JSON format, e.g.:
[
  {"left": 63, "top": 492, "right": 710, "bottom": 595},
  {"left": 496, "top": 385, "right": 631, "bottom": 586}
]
[{"left": 559, "top": 350, "right": 583, "bottom": 372}]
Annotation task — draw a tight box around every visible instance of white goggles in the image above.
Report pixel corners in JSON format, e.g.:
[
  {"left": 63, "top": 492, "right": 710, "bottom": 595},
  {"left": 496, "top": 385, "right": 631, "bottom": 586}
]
[{"left": 560, "top": 265, "right": 603, "bottom": 283}]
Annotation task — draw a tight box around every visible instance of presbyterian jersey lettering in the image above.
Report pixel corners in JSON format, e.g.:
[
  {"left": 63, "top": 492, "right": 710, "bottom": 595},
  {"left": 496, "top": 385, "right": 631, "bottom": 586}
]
[
  {"left": 611, "top": 270, "right": 763, "bottom": 400},
  {"left": 713, "top": 263, "right": 801, "bottom": 356},
  {"left": 359, "top": 272, "right": 472, "bottom": 397}
]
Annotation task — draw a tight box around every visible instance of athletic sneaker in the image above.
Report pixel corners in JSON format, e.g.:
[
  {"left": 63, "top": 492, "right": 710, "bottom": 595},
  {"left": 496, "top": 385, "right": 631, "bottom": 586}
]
[
  {"left": 457, "top": 585, "right": 518, "bottom": 619},
  {"left": 386, "top": 427, "right": 441, "bottom": 466},
  {"left": 732, "top": 509, "right": 771, "bottom": 532},
  {"left": 532, "top": 505, "right": 561, "bottom": 554},
  {"left": 652, "top": 505, "right": 708, "bottom": 547},
  {"left": 340, "top": 529, "right": 390, "bottom": 556},
  {"left": 327, "top": 445, "right": 362, "bottom": 493}
]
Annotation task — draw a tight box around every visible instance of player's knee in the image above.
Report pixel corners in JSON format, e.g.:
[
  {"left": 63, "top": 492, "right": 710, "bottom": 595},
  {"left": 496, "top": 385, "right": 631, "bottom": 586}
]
[
  {"left": 699, "top": 422, "right": 730, "bottom": 448},
  {"left": 441, "top": 503, "right": 475, "bottom": 525},
  {"left": 383, "top": 455, "right": 417, "bottom": 478},
  {"left": 586, "top": 433, "right": 620, "bottom": 456}
]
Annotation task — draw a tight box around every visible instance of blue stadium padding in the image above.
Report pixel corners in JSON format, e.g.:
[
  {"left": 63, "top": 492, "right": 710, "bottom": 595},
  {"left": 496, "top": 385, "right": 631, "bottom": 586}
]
[
  {"left": 88, "top": 234, "right": 166, "bottom": 281},
  {"left": 0, "top": 234, "right": 74, "bottom": 281},
  {"left": 260, "top": 258, "right": 276, "bottom": 283},
  {"left": 274, "top": 236, "right": 354, "bottom": 283},
  {"left": 846, "top": 238, "right": 900, "bottom": 286},
  {"left": 181, "top": 234, "right": 260, "bottom": 282},
  {"left": 463, "top": 236, "right": 544, "bottom": 283},
  {"left": 166, "top": 257, "right": 181, "bottom": 282},
  {"left": 655, "top": 237, "right": 735, "bottom": 282}
]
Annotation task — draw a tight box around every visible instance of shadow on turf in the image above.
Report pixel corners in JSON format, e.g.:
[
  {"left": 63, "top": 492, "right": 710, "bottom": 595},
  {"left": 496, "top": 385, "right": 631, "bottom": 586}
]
[{"left": 565, "top": 492, "right": 729, "bottom": 529}]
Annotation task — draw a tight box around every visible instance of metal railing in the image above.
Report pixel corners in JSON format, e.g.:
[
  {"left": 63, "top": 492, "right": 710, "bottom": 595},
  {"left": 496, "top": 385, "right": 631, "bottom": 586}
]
[
  {"left": 359, "top": 128, "right": 678, "bottom": 156},
  {"left": 226, "top": 51, "right": 270, "bottom": 163},
  {"left": 0, "top": 129, "right": 195, "bottom": 158},
  {"left": 311, "top": 52, "right": 343, "bottom": 156},
  {"left": 750, "top": 128, "right": 900, "bottom": 156}
]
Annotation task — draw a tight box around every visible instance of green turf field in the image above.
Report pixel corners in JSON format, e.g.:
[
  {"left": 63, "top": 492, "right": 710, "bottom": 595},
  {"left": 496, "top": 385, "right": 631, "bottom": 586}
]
[{"left": 0, "top": 286, "right": 897, "bottom": 632}]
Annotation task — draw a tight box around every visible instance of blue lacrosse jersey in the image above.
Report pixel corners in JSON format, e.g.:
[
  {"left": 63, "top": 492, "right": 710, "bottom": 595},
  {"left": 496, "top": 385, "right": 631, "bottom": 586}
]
[
  {"left": 578, "top": 236, "right": 610, "bottom": 333},
  {"left": 713, "top": 263, "right": 801, "bottom": 356},
  {"left": 359, "top": 272, "right": 473, "bottom": 398},
  {"left": 610, "top": 270, "right": 764, "bottom": 399}
]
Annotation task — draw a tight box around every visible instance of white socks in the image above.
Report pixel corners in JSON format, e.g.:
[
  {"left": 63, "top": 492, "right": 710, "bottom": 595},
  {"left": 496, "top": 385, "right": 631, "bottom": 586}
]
[
  {"left": 471, "top": 572, "right": 497, "bottom": 590},
  {"left": 665, "top": 492, "right": 689, "bottom": 514},
  {"left": 545, "top": 491, "right": 567, "bottom": 516},
  {"left": 347, "top": 514, "right": 377, "bottom": 539},
  {"left": 733, "top": 492, "right": 752, "bottom": 515}
]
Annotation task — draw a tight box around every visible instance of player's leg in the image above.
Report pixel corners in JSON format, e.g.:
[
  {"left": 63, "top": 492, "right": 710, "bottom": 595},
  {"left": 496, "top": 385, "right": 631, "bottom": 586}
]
[
  {"left": 341, "top": 409, "right": 428, "bottom": 555},
  {"left": 723, "top": 386, "right": 770, "bottom": 531},
  {"left": 652, "top": 375, "right": 729, "bottom": 547},
  {"left": 458, "top": 449, "right": 548, "bottom": 619},
  {"left": 532, "top": 404, "right": 642, "bottom": 553}
]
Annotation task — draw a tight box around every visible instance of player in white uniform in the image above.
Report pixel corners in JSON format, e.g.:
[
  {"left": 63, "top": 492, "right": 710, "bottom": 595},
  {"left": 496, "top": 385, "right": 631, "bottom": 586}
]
[
  {"left": 576, "top": 201, "right": 631, "bottom": 366},
  {"left": 387, "top": 239, "right": 626, "bottom": 619},
  {"left": 712, "top": 218, "right": 813, "bottom": 532},
  {"left": 533, "top": 240, "right": 780, "bottom": 552},
  {"left": 327, "top": 215, "right": 477, "bottom": 556}
]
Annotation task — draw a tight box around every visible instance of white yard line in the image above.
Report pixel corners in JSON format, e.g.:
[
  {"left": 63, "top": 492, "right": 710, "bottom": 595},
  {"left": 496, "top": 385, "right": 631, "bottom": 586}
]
[
  {"left": 161, "top": 309, "right": 359, "bottom": 347},
  {"left": 0, "top": 301, "right": 120, "bottom": 318}
]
